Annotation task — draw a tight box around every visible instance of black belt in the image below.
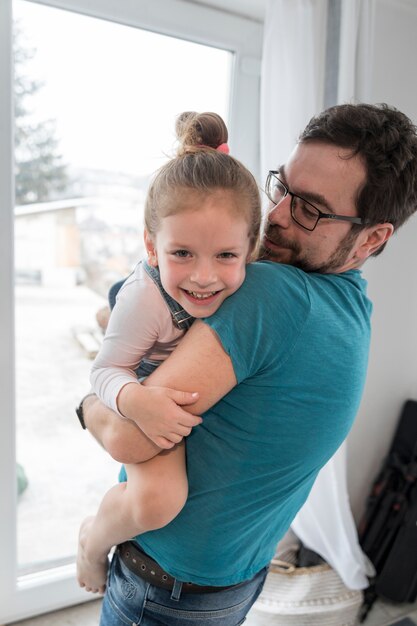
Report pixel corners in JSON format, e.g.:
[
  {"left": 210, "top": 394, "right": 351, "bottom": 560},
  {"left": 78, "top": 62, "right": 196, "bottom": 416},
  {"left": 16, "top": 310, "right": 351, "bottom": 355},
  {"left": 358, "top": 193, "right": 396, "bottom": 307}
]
[{"left": 118, "top": 541, "right": 238, "bottom": 594}]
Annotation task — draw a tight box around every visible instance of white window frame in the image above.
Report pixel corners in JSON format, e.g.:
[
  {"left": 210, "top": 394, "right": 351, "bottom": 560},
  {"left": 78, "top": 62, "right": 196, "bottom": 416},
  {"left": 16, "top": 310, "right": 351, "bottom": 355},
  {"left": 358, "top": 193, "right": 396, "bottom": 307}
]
[{"left": 0, "top": 0, "right": 262, "bottom": 621}]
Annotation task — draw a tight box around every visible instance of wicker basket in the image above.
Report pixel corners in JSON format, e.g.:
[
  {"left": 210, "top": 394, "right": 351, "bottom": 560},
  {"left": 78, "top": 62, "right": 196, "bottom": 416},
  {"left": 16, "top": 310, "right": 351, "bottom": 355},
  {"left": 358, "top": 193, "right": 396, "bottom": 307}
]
[{"left": 254, "top": 553, "right": 363, "bottom": 626}]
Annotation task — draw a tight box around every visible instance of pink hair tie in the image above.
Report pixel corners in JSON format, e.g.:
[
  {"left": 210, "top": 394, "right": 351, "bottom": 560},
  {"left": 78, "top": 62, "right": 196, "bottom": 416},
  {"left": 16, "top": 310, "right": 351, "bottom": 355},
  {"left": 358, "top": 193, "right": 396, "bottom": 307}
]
[
  {"left": 216, "top": 143, "right": 230, "bottom": 154},
  {"left": 198, "top": 143, "right": 230, "bottom": 154}
]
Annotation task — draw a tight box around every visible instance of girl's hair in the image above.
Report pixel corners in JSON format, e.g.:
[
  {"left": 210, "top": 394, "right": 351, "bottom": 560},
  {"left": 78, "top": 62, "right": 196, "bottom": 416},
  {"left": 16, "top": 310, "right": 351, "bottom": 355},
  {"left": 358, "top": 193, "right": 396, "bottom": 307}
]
[{"left": 144, "top": 111, "right": 261, "bottom": 257}]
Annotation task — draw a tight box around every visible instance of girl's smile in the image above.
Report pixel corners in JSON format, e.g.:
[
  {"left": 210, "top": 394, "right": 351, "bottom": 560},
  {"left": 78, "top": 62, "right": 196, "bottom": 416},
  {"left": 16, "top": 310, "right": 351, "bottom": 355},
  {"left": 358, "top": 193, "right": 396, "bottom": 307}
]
[{"left": 181, "top": 288, "right": 222, "bottom": 307}]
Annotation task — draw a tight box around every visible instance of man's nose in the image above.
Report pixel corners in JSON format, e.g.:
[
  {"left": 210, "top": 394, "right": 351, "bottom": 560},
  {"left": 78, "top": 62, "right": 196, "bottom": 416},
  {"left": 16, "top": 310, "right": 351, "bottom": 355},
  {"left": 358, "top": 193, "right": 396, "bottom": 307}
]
[{"left": 268, "top": 194, "right": 292, "bottom": 228}]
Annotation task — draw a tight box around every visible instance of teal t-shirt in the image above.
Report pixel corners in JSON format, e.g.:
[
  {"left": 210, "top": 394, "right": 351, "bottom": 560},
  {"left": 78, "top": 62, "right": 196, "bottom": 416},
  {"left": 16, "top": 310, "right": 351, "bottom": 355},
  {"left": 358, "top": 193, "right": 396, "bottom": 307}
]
[{"left": 129, "top": 261, "right": 372, "bottom": 586}]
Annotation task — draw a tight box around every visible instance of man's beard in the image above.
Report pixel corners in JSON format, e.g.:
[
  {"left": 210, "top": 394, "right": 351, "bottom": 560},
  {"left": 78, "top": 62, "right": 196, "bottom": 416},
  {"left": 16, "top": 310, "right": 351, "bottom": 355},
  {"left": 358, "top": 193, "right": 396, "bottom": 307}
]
[{"left": 259, "top": 224, "right": 359, "bottom": 274}]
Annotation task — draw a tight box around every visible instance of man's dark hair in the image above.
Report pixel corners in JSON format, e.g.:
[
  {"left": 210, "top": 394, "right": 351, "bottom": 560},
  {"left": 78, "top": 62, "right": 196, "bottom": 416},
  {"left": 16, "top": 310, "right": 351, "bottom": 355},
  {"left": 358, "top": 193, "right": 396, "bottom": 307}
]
[{"left": 300, "top": 103, "right": 417, "bottom": 255}]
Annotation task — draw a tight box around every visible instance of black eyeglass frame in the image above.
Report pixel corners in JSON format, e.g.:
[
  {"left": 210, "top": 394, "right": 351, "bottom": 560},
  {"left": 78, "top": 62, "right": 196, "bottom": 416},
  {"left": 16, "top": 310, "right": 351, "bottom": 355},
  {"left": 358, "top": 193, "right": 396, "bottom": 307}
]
[{"left": 265, "top": 171, "right": 365, "bottom": 232}]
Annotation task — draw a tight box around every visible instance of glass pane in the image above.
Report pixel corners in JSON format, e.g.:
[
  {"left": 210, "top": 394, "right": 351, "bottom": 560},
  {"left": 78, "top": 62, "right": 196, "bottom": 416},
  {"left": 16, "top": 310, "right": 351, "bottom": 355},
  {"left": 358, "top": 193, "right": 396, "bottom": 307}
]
[{"left": 13, "top": 0, "right": 232, "bottom": 573}]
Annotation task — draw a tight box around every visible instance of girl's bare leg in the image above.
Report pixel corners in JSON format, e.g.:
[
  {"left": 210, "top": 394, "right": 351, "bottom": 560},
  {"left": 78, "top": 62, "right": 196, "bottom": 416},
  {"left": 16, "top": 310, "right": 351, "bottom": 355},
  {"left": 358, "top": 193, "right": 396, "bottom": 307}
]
[{"left": 77, "top": 441, "right": 187, "bottom": 593}]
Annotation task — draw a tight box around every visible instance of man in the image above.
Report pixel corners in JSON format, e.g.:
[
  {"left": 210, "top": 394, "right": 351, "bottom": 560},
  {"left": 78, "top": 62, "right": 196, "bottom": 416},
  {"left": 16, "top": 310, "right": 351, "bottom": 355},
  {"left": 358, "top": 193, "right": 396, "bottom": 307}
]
[{"left": 80, "top": 103, "right": 417, "bottom": 625}]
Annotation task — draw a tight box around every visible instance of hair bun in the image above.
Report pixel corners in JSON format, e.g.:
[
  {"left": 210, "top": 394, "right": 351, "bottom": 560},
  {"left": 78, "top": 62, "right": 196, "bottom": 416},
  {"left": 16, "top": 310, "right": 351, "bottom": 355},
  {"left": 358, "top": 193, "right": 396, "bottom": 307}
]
[{"left": 175, "top": 111, "right": 228, "bottom": 155}]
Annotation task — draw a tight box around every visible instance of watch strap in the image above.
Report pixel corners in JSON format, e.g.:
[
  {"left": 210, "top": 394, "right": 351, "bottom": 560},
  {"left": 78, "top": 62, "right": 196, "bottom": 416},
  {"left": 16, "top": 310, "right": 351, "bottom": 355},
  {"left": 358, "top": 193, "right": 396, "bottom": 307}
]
[{"left": 75, "top": 393, "right": 95, "bottom": 430}]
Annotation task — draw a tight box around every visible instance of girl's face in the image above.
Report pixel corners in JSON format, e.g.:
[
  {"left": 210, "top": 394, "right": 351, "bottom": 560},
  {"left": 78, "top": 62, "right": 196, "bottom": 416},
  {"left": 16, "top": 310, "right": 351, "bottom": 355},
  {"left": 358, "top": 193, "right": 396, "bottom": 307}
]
[{"left": 145, "top": 190, "right": 252, "bottom": 318}]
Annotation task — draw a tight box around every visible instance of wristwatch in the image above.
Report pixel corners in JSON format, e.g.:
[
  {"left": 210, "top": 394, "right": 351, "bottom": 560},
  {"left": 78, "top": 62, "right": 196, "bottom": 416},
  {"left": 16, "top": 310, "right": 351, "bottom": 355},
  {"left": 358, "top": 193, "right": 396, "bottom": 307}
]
[{"left": 75, "top": 393, "right": 95, "bottom": 430}]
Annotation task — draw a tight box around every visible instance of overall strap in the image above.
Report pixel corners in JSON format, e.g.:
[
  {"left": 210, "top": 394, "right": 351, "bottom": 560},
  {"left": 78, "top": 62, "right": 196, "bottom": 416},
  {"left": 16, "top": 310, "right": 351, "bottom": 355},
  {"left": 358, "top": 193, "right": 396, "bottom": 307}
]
[{"left": 143, "top": 260, "right": 194, "bottom": 331}]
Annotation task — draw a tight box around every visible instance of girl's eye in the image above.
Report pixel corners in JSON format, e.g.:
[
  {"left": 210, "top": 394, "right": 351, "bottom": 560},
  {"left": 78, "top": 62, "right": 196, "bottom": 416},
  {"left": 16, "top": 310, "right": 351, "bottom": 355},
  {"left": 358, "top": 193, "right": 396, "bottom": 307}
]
[
  {"left": 173, "top": 250, "right": 190, "bottom": 258},
  {"left": 218, "top": 252, "right": 237, "bottom": 259}
]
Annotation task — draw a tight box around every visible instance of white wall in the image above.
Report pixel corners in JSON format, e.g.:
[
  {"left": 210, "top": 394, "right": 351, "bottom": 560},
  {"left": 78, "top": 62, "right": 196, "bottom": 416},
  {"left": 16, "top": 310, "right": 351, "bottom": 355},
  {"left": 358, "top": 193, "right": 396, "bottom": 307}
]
[{"left": 346, "top": 0, "right": 417, "bottom": 517}]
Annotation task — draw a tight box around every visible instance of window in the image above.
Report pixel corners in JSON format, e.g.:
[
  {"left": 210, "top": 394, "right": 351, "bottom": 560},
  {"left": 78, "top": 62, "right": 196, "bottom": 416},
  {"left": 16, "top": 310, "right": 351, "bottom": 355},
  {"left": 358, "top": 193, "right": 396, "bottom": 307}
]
[
  {"left": 0, "top": 0, "right": 261, "bottom": 621},
  {"left": 15, "top": 0, "right": 232, "bottom": 571}
]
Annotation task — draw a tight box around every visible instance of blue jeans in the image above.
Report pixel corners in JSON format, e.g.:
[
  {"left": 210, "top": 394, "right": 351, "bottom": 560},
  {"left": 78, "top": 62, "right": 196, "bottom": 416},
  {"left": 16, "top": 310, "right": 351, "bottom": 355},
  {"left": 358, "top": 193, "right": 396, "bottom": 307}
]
[{"left": 99, "top": 550, "right": 268, "bottom": 625}]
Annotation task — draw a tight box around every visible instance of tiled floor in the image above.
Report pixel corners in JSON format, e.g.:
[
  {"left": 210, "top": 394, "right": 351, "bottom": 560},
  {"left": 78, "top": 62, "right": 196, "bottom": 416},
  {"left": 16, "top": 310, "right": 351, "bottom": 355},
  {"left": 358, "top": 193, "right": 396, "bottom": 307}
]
[
  {"left": 363, "top": 600, "right": 417, "bottom": 626},
  {"left": 6, "top": 597, "right": 417, "bottom": 626},
  {"left": 4, "top": 600, "right": 101, "bottom": 626}
]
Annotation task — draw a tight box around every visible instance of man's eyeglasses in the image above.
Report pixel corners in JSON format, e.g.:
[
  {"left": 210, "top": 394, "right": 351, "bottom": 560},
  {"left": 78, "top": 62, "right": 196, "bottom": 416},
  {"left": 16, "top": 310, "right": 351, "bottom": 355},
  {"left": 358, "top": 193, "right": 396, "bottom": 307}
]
[{"left": 265, "top": 171, "right": 365, "bottom": 232}]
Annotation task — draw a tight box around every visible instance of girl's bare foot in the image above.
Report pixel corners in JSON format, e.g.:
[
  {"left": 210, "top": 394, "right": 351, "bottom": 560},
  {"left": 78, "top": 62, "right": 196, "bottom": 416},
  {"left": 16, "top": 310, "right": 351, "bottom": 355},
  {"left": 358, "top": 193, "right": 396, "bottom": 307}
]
[{"left": 77, "top": 516, "right": 109, "bottom": 594}]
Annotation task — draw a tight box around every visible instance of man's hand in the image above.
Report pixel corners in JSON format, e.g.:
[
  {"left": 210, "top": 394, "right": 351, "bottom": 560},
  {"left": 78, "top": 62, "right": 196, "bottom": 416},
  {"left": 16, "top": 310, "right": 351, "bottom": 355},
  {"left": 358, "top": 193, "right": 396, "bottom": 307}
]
[{"left": 117, "top": 383, "right": 202, "bottom": 449}]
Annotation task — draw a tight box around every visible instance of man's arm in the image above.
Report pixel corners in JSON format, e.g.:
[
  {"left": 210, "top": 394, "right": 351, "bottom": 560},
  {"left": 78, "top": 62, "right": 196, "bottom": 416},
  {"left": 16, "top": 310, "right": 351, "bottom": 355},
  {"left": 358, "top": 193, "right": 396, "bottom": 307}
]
[
  {"left": 83, "top": 321, "right": 237, "bottom": 463},
  {"left": 83, "top": 394, "right": 160, "bottom": 463},
  {"left": 142, "top": 321, "right": 237, "bottom": 413}
]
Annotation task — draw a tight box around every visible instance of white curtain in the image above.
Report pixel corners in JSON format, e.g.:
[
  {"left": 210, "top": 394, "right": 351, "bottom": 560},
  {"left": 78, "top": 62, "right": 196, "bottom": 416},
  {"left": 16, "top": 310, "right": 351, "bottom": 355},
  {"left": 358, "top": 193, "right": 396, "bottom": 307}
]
[
  {"left": 338, "top": 0, "right": 375, "bottom": 103},
  {"left": 260, "top": 0, "right": 327, "bottom": 178},
  {"left": 291, "top": 443, "right": 375, "bottom": 589},
  {"left": 260, "top": 0, "right": 374, "bottom": 590},
  {"left": 261, "top": 0, "right": 374, "bottom": 177}
]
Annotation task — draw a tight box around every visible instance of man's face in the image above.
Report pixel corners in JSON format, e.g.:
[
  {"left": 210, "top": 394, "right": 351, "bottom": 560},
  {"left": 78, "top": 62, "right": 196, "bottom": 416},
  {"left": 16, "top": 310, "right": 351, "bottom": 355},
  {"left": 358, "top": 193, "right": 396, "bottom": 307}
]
[{"left": 260, "top": 141, "right": 367, "bottom": 273}]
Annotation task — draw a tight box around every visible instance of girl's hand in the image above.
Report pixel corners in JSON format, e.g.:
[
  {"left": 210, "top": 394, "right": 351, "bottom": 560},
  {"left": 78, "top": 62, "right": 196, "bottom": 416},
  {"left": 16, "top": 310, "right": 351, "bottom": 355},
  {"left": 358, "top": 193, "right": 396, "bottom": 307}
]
[{"left": 117, "top": 383, "right": 202, "bottom": 449}]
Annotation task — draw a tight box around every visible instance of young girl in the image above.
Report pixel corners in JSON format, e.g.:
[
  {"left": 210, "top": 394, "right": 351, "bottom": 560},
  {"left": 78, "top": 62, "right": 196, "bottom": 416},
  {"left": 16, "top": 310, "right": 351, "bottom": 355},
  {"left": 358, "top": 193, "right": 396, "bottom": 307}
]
[{"left": 76, "top": 111, "right": 262, "bottom": 593}]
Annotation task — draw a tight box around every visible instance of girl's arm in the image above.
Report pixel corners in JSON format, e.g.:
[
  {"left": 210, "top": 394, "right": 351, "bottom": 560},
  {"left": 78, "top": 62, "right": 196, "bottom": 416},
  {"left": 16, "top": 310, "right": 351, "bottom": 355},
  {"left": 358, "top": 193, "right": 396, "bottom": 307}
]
[
  {"left": 90, "top": 271, "right": 201, "bottom": 447},
  {"left": 90, "top": 272, "right": 166, "bottom": 415}
]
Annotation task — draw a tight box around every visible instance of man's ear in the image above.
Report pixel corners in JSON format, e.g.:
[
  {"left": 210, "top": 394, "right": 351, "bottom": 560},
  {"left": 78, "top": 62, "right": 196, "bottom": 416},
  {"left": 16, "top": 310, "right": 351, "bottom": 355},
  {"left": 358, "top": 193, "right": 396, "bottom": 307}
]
[
  {"left": 355, "top": 223, "right": 394, "bottom": 260},
  {"left": 144, "top": 230, "right": 158, "bottom": 266}
]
